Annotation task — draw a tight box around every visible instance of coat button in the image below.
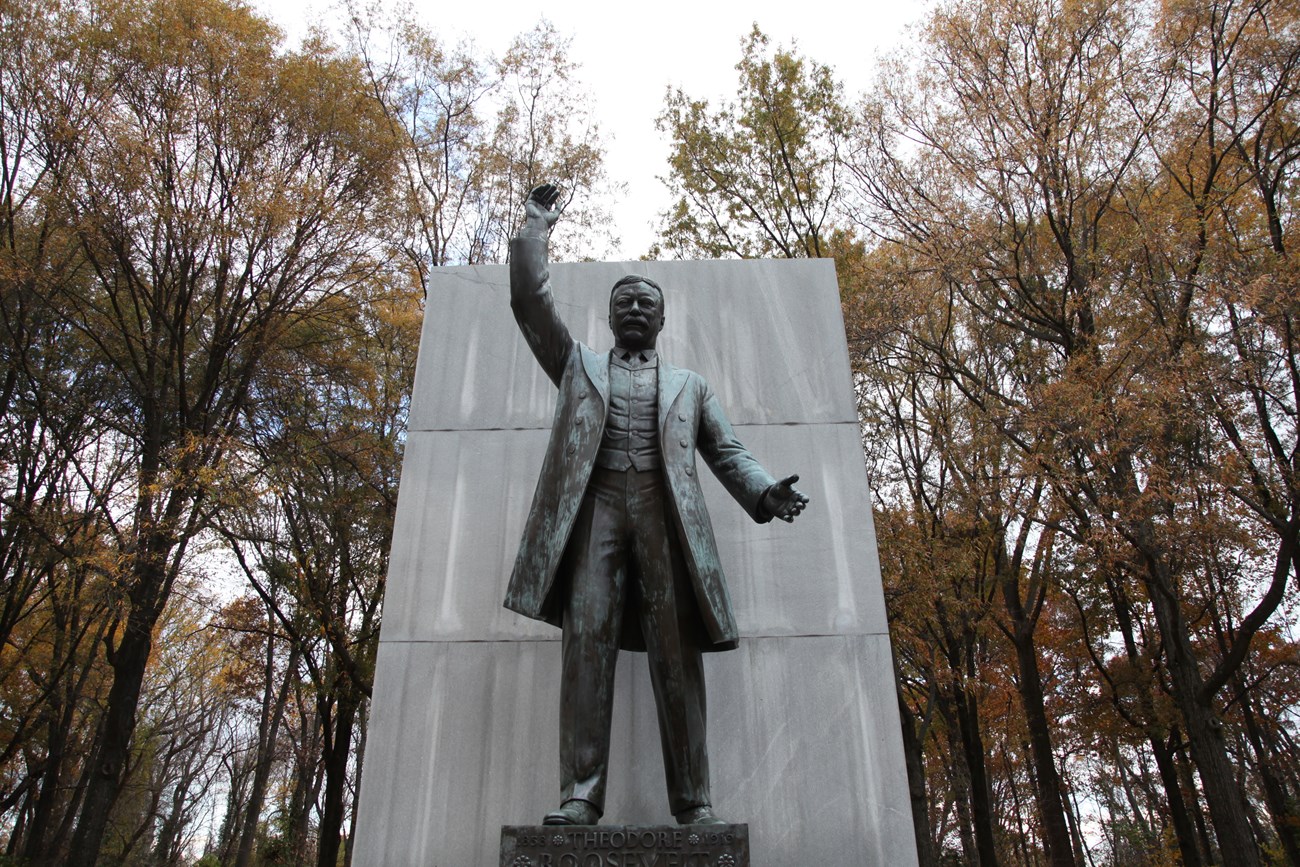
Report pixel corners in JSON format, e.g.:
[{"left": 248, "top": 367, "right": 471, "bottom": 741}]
[
  {"left": 680, "top": 439, "right": 688, "bottom": 448},
  {"left": 578, "top": 390, "right": 587, "bottom": 399},
  {"left": 685, "top": 467, "right": 694, "bottom": 476},
  {"left": 678, "top": 413, "right": 686, "bottom": 421},
  {"left": 576, "top": 417, "right": 584, "bottom": 426},
  {"left": 567, "top": 444, "right": 576, "bottom": 455}
]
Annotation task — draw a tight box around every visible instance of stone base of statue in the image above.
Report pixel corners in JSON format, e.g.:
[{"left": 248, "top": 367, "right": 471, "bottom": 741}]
[{"left": 501, "top": 824, "right": 750, "bottom": 867}]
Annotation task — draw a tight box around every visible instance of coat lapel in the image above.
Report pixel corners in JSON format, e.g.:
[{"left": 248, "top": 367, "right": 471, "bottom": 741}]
[
  {"left": 580, "top": 345, "right": 611, "bottom": 407},
  {"left": 658, "top": 357, "right": 689, "bottom": 431}
]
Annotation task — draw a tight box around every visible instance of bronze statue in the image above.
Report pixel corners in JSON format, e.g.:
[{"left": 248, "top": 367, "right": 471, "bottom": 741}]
[{"left": 504, "top": 184, "right": 808, "bottom": 828}]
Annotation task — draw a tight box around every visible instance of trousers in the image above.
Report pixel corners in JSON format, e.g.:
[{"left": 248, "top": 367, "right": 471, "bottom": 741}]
[{"left": 559, "top": 466, "right": 710, "bottom": 815}]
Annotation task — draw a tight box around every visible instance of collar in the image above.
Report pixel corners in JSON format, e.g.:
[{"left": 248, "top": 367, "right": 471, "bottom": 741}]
[{"left": 611, "top": 346, "right": 657, "bottom": 370}]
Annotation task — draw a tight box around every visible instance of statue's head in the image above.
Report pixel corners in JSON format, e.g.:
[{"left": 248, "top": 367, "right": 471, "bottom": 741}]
[{"left": 608, "top": 274, "right": 665, "bottom": 351}]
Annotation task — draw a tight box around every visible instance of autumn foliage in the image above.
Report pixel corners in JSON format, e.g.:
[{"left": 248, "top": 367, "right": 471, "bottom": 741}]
[
  {"left": 2, "top": 0, "right": 1298, "bottom": 863},
  {"left": 0, "top": 0, "right": 610, "bottom": 863},
  {"left": 660, "top": 2, "right": 1300, "bottom": 864}
]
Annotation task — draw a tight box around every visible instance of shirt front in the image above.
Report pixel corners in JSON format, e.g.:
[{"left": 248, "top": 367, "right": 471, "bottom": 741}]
[{"left": 595, "top": 347, "right": 661, "bottom": 471}]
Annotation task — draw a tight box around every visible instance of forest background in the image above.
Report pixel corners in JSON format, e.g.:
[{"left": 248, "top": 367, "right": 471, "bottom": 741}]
[{"left": 0, "top": 0, "right": 1297, "bottom": 864}]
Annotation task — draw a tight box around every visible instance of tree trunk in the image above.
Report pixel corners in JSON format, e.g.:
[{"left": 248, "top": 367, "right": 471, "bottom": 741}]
[
  {"left": 286, "top": 704, "right": 324, "bottom": 864},
  {"left": 1062, "top": 784, "right": 1089, "bottom": 867},
  {"left": 895, "top": 655, "right": 938, "bottom": 867},
  {"left": 1179, "top": 747, "right": 1217, "bottom": 862},
  {"left": 953, "top": 682, "right": 999, "bottom": 866},
  {"left": 317, "top": 688, "right": 359, "bottom": 867},
  {"left": 50, "top": 738, "right": 93, "bottom": 863},
  {"left": 66, "top": 601, "right": 158, "bottom": 867},
  {"left": 1150, "top": 730, "right": 1205, "bottom": 867},
  {"left": 216, "top": 749, "right": 253, "bottom": 864},
  {"left": 22, "top": 563, "right": 106, "bottom": 865},
  {"left": 1003, "top": 585, "right": 1076, "bottom": 867},
  {"left": 23, "top": 717, "right": 66, "bottom": 863},
  {"left": 1141, "top": 554, "right": 1261, "bottom": 866},
  {"left": 6, "top": 791, "right": 31, "bottom": 858},
  {"left": 1103, "top": 573, "right": 1205, "bottom": 866},
  {"left": 153, "top": 776, "right": 190, "bottom": 867},
  {"left": 236, "top": 642, "right": 297, "bottom": 867},
  {"left": 940, "top": 691, "right": 979, "bottom": 864},
  {"left": 345, "top": 698, "right": 370, "bottom": 867},
  {"left": 1239, "top": 691, "right": 1300, "bottom": 865}
]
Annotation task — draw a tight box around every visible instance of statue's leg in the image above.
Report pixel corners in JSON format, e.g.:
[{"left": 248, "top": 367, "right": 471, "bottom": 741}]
[
  {"left": 628, "top": 469, "right": 710, "bottom": 816},
  {"left": 557, "top": 468, "right": 631, "bottom": 818}
]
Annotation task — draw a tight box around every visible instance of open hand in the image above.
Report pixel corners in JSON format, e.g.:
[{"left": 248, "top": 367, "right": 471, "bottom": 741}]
[
  {"left": 764, "top": 474, "right": 809, "bottom": 523},
  {"left": 524, "top": 183, "right": 562, "bottom": 232}
]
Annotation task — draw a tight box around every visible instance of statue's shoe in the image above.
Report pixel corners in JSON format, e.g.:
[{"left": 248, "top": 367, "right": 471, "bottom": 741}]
[
  {"left": 675, "top": 805, "right": 727, "bottom": 826},
  {"left": 543, "top": 799, "right": 600, "bottom": 826}
]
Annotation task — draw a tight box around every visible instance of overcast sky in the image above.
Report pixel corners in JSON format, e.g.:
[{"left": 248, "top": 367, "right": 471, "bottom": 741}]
[{"left": 251, "top": 0, "right": 929, "bottom": 258}]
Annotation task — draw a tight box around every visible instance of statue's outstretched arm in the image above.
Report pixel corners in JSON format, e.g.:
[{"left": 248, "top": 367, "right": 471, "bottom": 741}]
[{"left": 509, "top": 184, "right": 571, "bottom": 386}]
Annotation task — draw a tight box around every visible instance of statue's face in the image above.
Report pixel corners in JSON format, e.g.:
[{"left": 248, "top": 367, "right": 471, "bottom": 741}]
[{"left": 608, "top": 281, "right": 665, "bottom": 350}]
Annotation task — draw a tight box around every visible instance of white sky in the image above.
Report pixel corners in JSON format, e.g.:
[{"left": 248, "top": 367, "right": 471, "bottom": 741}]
[{"left": 251, "top": 0, "right": 930, "bottom": 258}]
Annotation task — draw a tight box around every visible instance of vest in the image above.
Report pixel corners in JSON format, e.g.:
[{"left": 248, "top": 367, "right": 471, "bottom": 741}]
[{"left": 595, "top": 349, "right": 660, "bottom": 471}]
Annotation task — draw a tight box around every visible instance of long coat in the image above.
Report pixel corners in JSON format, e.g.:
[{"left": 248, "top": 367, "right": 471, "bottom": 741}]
[{"left": 502, "top": 234, "right": 777, "bottom": 652}]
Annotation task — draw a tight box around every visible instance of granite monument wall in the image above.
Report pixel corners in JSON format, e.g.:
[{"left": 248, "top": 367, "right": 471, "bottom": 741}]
[{"left": 353, "top": 258, "right": 919, "bottom": 865}]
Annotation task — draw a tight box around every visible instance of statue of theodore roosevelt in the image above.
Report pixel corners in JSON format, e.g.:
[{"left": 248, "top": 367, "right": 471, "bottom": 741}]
[{"left": 504, "top": 184, "right": 808, "bottom": 827}]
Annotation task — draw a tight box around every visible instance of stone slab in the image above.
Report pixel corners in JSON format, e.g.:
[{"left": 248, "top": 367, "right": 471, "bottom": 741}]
[
  {"left": 408, "top": 259, "right": 856, "bottom": 432},
  {"left": 354, "top": 256, "right": 918, "bottom": 867},
  {"left": 352, "top": 634, "right": 916, "bottom": 867},
  {"left": 379, "top": 422, "right": 887, "bottom": 644},
  {"left": 501, "top": 824, "right": 749, "bottom": 867}
]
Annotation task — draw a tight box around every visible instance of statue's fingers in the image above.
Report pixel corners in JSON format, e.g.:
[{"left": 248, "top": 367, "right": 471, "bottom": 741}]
[{"left": 531, "top": 183, "right": 555, "bottom": 206}]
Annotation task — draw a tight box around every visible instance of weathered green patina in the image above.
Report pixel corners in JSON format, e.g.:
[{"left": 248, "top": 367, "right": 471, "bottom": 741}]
[{"left": 502, "top": 184, "right": 807, "bottom": 827}]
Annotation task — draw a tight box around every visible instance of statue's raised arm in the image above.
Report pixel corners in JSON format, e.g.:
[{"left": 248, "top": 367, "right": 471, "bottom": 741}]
[{"left": 509, "top": 184, "right": 570, "bottom": 385}]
